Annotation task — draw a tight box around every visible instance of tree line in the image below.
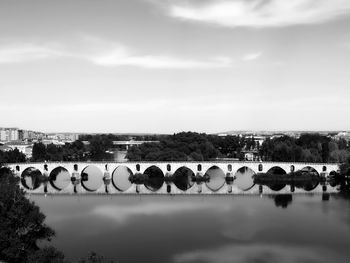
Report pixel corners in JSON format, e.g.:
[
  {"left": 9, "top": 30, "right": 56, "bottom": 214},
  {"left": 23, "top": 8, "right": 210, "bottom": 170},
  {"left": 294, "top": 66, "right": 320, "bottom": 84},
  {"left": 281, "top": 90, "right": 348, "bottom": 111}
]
[
  {"left": 126, "top": 132, "right": 350, "bottom": 164},
  {"left": 260, "top": 134, "right": 349, "bottom": 163},
  {"left": 126, "top": 132, "right": 256, "bottom": 161},
  {"left": 0, "top": 148, "right": 26, "bottom": 164},
  {"left": 2, "top": 132, "right": 350, "bottom": 165}
]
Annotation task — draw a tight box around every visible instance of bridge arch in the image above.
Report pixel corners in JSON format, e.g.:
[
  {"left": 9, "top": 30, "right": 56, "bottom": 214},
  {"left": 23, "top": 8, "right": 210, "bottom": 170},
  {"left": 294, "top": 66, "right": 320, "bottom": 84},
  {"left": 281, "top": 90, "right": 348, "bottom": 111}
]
[
  {"left": 267, "top": 166, "right": 287, "bottom": 176},
  {"left": 264, "top": 167, "right": 287, "bottom": 191},
  {"left": 299, "top": 166, "right": 320, "bottom": 177},
  {"left": 173, "top": 166, "right": 195, "bottom": 191},
  {"left": 81, "top": 165, "right": 104, "bottom": 192},
  {"left": 112, "top": 166, "right": 133, "bottom": 192},
  {"left": 204, "top": 166, "right": 225, "bottom": 192},
  {"left": 234, "top": 166, "right": 255, "bottom": 191},
  {"left": 21, "top": 167, "right": 42, "bottom": 190},
  {"left": 329, "top": 170, "right": 337, "bottom": 176},
  {"left": 49, "top": 166, "right": 71, "bottom": 191},
  {"left": 143, "top": 165, "right": 164, "bottom": 192}
]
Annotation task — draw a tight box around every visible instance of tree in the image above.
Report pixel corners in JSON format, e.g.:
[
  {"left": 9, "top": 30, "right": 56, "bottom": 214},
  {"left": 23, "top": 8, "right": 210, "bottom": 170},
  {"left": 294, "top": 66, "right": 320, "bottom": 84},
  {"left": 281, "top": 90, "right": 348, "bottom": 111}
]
[
  {"left": 126, "top": 132, "right": 220, "bottom": 161},
  {"left": 32, "top": 143, "right": 47, "bottom": 162},
  {"left": 0, "top": 149, "right": 26, "bottom": 164},
  {"left": 26, "top": 246, "right": 67, "bottom": 263},
  {"left": 0, "top": 167, "right": 55, "bottom": 263},
  {"left": 78, "top": 252, "right": 113, "bottom": 263},
  {"left": 88, "top": 135, "right": 114, "bottom": 161}
]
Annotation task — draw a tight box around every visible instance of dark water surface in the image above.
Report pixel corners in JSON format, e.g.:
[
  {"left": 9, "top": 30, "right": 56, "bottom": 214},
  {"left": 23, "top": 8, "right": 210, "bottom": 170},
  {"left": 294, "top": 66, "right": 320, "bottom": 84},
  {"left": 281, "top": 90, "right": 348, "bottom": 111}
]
[{"left": 31, "top": 194, "right": 350, "bottom": 263}]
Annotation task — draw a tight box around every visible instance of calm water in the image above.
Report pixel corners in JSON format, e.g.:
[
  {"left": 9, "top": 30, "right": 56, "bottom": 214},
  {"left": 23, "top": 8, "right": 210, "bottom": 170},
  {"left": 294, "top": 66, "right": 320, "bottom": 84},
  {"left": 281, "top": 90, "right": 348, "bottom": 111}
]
[{"left": 31, "top": 194, "right": 350, "bottom": 263}]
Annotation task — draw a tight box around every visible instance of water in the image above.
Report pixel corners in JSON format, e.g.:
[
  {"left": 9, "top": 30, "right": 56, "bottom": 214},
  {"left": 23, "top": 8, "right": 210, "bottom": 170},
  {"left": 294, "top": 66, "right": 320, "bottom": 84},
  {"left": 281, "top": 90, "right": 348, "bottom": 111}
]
[{"left": 31, "top": 193, "right": 350, "bottom": 263}]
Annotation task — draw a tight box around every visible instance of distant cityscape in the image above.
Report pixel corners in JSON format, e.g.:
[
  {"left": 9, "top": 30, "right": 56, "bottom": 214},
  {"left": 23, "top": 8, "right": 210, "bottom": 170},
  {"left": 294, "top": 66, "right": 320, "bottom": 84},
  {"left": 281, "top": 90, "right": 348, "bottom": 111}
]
[
  {"left": 1, "top": 126, "right": 350, "bottom": 161},
  {"left": 0, "top": 127, "right": 79, "bottom": 159}
]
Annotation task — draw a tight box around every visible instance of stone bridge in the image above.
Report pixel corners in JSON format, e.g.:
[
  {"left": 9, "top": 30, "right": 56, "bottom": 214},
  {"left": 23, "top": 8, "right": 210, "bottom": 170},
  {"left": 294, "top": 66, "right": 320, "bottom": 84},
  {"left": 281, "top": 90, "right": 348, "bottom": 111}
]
[{"left": 4, "top": 161, "right": 340, "bottom": 195}]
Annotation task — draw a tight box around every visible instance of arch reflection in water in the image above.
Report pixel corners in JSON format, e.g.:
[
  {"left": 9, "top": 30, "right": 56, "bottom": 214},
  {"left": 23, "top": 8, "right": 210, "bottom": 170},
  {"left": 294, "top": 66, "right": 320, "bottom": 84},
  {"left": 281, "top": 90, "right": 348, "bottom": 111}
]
[
  {"left": 144, "top": 165, "right": 164, "bottom": 192},
  {"left": 234, "top": 167, "right": 255, "bottom": 191},
  {"left": 49, "top": 166, "right": 71, "bottom": 191},
  {"left": 21, "top": 167, "right": 42, "bottom": 190},
  {"left": 112, "top": 166, "right": 133, "bottom": 192},
  {"left": 204, "top": 166, "right": 225, "bottom": 191},
  {"left": 81, "top": 165, "right": 104, "bottom": 192},
  {"left": 265, "top": 166, "right": 287, "bottom": 191},
  {"left": 295, "top": 166, "right": 319, "bottom": 191},
  {"left": 266, "top": 182, "right": 286, "bottom": 191},
  {"left": 173, "top": 166, "right": 194, "bottom": 191},
  {"left": 300, "top": 180, "right": 319, "bottom": 191}
]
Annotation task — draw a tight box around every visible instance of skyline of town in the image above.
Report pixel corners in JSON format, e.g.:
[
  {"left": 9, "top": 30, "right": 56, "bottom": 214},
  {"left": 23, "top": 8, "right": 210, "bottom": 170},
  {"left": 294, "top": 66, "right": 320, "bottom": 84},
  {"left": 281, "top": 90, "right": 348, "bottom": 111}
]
[{"left": 2, "top": 125, "right": 350, "bottom": 137}]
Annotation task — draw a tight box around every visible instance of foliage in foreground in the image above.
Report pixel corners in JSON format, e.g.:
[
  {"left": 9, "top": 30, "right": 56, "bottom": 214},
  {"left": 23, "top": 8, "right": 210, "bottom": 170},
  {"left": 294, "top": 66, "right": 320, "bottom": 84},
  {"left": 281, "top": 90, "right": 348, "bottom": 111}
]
[
  {"left": 0, "top": 167, "right": 55, "bottom": 262},
  {"left": 0, "top": 167, "right": 114, "bottom": 263}
]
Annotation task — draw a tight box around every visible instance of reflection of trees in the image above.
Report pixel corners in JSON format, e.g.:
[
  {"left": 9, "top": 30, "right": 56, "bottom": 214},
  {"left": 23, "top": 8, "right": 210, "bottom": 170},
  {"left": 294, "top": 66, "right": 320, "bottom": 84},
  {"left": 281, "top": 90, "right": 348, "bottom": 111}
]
[
  {"left": 21, "top": 168, "right": 42, "bottom": 190},
  {"left": 273, "top": 194, "right": 293, "bottom": 208},
  {"left": 266, "top": 183, "right": 286, "bottom": 191},
  {"left": 49, "top": 167, "right": 70, "bottom": 190},
  {"left": 294, "top": 180, "right": 319, "bottom": 191},
  {"left": 143, "top": 166, "right": 164, "bottom": 192},
  {"left": 254, "top": 171, "right": 321, "bottom": 192},
  {"left": 336, "top": 179, "right": 350, "bottom": 199},
  {"left": 173, "top": 167, "right": 194, "bottom": 191}
]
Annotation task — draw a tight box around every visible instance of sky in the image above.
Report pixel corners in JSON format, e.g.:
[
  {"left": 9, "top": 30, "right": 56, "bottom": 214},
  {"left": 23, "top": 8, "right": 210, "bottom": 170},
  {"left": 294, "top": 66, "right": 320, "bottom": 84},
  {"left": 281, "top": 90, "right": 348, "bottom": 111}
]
[{"left": 1, "top": 0, "right": 350, "bottom": 134}]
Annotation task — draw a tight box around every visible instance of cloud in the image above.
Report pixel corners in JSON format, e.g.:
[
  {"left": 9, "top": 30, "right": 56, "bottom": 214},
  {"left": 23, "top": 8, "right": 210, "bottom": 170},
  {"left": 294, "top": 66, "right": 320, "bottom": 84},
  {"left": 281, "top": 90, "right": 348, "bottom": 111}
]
[
  {"left": 173, "top": 244, "right": 344, "bottom": 263},
  {"left": 83, "top": 38, "right": 232, "bottom": 69},
  {"left": 91, "top": 202, "right": 225, "bottom": 223},
  {"left": 0, "top": 43, "right": 64, "bottom": 63},
  {"left": 88, "top": 53, "right": 231, "bottom": 69},
  {"left": 0, "top": 38, "right": 232, "bottom": 69},
  {"left": 242, "top": 52, "right": 262, "bottom": 61},
  {"left": 164, "top": 0, "right": 350, "bottom": 28}
]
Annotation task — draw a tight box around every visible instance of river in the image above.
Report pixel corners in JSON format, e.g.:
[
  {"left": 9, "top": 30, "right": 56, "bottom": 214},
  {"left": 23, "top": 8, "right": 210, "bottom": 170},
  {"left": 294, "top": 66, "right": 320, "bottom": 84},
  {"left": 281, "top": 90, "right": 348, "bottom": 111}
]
[{"left": 31, "top": 190, "right": 350, "bottom": 263}]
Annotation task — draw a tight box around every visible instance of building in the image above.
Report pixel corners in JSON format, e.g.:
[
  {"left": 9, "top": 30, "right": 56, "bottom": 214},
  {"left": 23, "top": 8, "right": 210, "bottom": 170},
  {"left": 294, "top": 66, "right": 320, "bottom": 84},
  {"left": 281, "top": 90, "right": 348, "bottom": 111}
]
[
  {"left": 112, "top": 140, "right": 160, "bottom": 150},
  {"left": 0, "top": 145, "right": 12, "bottom": 152},
  {"left": 0, "top": 128, "right": 19, "bottom": 142},
  {"left": 0, "top": 129, "right": 7, "bottom": 141},
  {"left": 241, "top": 149, "right": 260, "bottom": 161},
  {"left": 9, "top": 129, "right": 19, "bottom": 141},
  {"left": 4, "top": 141, "right": 33, "bottom": 159}
]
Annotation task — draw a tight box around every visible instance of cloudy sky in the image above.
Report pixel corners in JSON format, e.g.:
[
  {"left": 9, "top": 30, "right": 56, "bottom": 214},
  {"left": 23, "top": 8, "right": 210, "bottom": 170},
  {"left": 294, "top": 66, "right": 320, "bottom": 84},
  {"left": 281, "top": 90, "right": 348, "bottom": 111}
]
[{"left": 1, "top": 0, "right": 350, "bottom": 133}]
